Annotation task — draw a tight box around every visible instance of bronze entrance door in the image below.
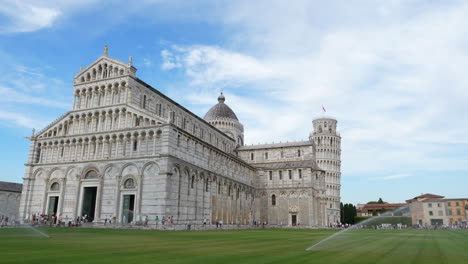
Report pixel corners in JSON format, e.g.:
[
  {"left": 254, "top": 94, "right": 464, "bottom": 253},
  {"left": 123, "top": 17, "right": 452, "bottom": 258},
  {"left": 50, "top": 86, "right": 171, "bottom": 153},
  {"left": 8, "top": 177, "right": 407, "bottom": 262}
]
[
  {"left": 81, "top": 187, "right": 97, "bottom": 222},
  {"left": 292, "top": 214, "right": 297, "bottom": 226},
  {"left": 47, "top": 196, "right": 59, "bottom": 216},
  {"left": 122, "top": 194, "right": 135, "bottom": 223}
]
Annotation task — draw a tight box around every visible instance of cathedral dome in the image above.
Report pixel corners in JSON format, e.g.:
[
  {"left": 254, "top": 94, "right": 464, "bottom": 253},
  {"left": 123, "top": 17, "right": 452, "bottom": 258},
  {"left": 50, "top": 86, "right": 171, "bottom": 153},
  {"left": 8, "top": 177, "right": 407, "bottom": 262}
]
[{"left": 203, "top": 93, "right": 238, "bottom": 121}]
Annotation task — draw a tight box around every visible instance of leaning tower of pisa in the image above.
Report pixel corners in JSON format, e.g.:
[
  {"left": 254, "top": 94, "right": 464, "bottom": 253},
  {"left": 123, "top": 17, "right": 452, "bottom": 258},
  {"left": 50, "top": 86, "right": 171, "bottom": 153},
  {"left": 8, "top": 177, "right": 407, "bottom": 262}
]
[{"left": 310, "top": 117, "right": 341, "bottom": 225}]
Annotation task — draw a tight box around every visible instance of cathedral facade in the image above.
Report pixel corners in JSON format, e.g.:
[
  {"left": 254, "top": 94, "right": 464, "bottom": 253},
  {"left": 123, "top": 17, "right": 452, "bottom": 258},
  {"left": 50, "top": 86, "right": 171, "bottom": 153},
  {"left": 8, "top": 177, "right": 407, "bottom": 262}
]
[{"left": 18, "top": 47, "right": 341, "bottom": 227}]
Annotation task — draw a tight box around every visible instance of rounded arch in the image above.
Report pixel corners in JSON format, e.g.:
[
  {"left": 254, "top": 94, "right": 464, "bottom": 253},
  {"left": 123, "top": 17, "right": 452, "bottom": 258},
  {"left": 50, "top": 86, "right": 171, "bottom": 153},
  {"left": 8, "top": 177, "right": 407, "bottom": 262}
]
[
  {"left": 102, "top": 164, "right": 118, "bottom": 180},
  {"left": 49, "top": 167, "right": 64, "bottom": 180},
  {"left": 32, "top": 168, "right": 46, "bottom": 180},
  {"left": 183, "top": 166, "right": 191, "bottom": 178},
  {"left": 81, "top": 165, "right": 101, "bottom": 179},
  {"left": 65, "top": 166, "right": 78, "bottom": 180},
  {"left": 142, "top": 161, "right": 160, "bottom": 179},
  {"left": 171, "top": 164, "right": 180, "bottom": 177},
  {"left": 120, "top": 162, "right": 140, "bottom": 177}
]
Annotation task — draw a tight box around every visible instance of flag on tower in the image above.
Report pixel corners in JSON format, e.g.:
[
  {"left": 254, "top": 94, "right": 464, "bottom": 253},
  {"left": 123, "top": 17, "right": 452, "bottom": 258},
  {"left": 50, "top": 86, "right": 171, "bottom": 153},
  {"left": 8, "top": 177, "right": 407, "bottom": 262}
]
[{"left": 322, "top": 105, "right": 326, "bottom": 113}]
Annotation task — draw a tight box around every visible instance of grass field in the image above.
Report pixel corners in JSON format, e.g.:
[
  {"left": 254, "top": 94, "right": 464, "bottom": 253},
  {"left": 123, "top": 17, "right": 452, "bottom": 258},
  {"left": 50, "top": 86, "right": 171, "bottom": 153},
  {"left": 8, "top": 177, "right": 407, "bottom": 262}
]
[{"left": 0, "top": 228, "right": 467, "bottom": 264}]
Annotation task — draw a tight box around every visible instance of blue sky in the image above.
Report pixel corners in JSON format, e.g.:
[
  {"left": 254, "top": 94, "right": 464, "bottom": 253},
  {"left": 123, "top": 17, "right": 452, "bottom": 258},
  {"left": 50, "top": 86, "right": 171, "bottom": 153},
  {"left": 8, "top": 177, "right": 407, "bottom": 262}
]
[{"left": 0, "top": 0, "right": 467, "bottom": 204}]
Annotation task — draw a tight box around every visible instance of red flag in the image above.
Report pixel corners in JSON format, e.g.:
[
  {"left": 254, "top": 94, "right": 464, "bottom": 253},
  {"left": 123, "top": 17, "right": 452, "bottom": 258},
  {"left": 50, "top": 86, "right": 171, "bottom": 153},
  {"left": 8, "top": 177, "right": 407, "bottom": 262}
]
[{"left": 322, "top": 105, "right": 326, "bottom": 112}]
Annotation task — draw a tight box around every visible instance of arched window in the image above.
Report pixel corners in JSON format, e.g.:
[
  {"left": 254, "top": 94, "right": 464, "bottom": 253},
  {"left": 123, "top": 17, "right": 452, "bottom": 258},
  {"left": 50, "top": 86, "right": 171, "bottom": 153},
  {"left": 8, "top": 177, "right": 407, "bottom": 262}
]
[
  {"left": 50, "top": 182, "right": 60, "bottom": 191},
  {"left": 142, "top": 95, "right": 147, "bottom": 109},
  {"left": 297, "top": 149, "right": 301, "bottom": 157},
  {"left": 250, "top": 153, "right": 254, "bottom": 160},
  {"left": 272, "top": 194, "right": 276, "bottom": 206},
  {"left": 84, "top": 170, "right": 98, "bottom": 179},
  {"left": 191, "top": 176, "right": 195, "bottom": 189},
  {"left": 123, "top": 178, "right": 135, "bottom": 189}
]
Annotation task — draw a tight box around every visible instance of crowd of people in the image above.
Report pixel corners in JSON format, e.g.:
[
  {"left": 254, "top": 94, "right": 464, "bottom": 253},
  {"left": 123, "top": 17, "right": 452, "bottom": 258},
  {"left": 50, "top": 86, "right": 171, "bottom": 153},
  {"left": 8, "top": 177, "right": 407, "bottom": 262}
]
[
  {"left": 0, "top": 215, "right": 9, "bottom": 227},
  {"left": 4, "top": 213, "right": 468, "bottom": 230},
  {"left": 414, "top": 221, "right": 468, "bottom": 230}
]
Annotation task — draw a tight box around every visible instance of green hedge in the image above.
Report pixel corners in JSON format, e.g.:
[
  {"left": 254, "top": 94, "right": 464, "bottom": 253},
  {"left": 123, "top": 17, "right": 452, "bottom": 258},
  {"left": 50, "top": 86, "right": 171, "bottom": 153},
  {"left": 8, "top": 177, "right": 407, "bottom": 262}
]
[{"left": 354, "top": 216, "right": 412, "bottom": 226}]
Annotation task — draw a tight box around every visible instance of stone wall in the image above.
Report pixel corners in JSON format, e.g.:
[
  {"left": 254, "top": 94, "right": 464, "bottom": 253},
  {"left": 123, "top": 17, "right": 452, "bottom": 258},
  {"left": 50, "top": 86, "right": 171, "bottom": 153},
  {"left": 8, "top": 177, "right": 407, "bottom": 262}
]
[{"left": 0, "top": 190, "right": 21, "bottom": 221}]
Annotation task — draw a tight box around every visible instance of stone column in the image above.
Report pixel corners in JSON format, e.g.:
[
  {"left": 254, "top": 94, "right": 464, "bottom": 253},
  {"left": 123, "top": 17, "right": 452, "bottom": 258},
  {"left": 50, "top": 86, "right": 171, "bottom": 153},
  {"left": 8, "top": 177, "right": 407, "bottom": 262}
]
[
  {"left": 57, "top": 177, "right": 67, "bottom": 217},
  {"left": 114, "top": 176, "right": 121, "bottom": 222},
  {"left": 152, "top": 135, "right": 156, "bottom": 155},
  {"left": 94, "top": 177, "right": 104, "bottom": 222},
  {"left": 136, "top": 175, "right": 143, "bottom": 221}
]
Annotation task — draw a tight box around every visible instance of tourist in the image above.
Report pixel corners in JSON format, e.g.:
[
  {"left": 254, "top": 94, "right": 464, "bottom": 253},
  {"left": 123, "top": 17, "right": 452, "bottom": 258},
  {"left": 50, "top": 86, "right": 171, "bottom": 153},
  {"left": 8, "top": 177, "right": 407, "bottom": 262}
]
[
  {"left": 155, "top": 216, "right": 159, "bottom": 227},
  {"left": 170, "top": 216, "right": 174, "bottom": 224},
  {"left": 144, "top": 216, "right": 148, "bottom": 226},
  {"left": 216, "top": 219, "right": 219, "bottom": 228},
  {"left": 219, "top": 220, "right": 223, "bottom": 228},
  {"left": 162, "top": 216, "right": 166, "bottom": 225}
]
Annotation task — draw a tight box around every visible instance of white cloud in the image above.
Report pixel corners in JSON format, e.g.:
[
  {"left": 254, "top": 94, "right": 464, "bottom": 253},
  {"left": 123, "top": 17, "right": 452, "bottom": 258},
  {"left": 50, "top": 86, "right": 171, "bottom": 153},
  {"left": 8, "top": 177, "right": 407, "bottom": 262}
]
[
  {"left": 0, "top": 111, "right": 48, "bottom": 129},
  {"left": 0, "top": 86, "right": 69, "bottom": 109},
  {"left": 369, "top": 174, "right": 411, "bottom": 181},
  {"left": 0, "top": 0, "right": 105, "bottom": 34},
  {"left": 143, "top": 58, "right": 152, "bottom": 67},
  {"left": 162, "top": 45, "right": 278, "bottom": 87},
  {"left": 160, "top": 1, "right": 468, "bottom": 177},
  {"left": 0, "top": 1, "right": 61, "bottom": 33}
]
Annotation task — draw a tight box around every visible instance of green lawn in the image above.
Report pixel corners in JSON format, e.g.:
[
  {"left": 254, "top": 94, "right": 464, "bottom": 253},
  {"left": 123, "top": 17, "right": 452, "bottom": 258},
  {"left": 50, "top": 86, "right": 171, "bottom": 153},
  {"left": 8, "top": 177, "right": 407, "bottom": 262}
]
[{"left": 0, "top": 228, "right": 466, "bottom": 264}]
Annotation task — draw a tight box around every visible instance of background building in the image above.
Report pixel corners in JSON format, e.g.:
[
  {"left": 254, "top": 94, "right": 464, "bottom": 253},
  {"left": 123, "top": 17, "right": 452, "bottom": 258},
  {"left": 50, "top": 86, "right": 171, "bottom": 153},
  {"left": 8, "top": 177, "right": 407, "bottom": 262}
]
[
  {"left": 406, "top": 193, "right": 468, "bottom": 227},
  {"left": 0, "top": 181, "right": 22, "bottom": 222},
  {"left": 356, "top": 203, "right": 407, "bottom": 217},
  {"left": 445, "top": 198, "right": 468, "bottom": 225}
]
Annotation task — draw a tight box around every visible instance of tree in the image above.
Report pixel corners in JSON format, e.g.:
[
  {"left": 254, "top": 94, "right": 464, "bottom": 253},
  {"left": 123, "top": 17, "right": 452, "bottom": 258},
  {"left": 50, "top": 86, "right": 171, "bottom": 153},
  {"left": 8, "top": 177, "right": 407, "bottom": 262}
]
[
  {"left": 342, "top": 203, "right": 357, "bottom": 224},
  {"left": 367, "top": 198, "right": 387, "bottom": 204},
  {"left": 340, "top": 202, "right": 344, "bottom": 223}
]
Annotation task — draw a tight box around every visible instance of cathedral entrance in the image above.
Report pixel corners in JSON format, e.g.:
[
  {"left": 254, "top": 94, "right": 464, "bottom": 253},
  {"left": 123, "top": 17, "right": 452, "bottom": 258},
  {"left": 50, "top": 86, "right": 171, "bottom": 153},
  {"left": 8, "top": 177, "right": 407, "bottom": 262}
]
[
  {"left": 47, "top": 196, "right": 59, "bottom": 216},
  {"left": 122, "top": 194, "right": 135, "bottom": 223},
  {"left": 81, "top": 187, "right": 97, "bottom": 222},
  {"left": 291, "top": 214, "right": 297, "bottom": 226}
]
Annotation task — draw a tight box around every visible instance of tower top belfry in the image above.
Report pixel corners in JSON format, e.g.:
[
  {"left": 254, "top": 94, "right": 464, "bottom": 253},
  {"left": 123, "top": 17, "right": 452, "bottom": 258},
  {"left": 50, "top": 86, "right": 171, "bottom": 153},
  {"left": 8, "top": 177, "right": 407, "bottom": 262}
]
[{"left": 312, "top": 117, "right": 338, "bottom": 136}]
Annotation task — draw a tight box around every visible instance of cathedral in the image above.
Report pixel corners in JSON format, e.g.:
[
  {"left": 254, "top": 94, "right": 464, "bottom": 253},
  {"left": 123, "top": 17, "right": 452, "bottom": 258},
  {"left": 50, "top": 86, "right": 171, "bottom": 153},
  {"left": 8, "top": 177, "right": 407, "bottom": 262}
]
[{"left": 18, "top": 47, "right": 341, "bottom": 227}]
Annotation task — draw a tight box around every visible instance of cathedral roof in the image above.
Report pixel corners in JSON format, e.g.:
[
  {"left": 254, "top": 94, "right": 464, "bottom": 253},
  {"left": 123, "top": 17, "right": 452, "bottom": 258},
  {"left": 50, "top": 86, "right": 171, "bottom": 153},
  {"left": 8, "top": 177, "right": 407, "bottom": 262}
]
[
  {"left": 0, "top": 181, "right": 22, "bottom": 193},
  {"left": 204, "top": 93, "right": 239, "bottom": 121}
]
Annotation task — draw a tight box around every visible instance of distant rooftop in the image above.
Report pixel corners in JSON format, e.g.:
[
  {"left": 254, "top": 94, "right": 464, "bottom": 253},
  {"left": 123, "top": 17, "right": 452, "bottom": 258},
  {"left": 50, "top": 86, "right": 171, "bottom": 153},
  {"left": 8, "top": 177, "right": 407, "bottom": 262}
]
[
  {"left": 413, "top": 193, "right": 444, "bottom": 199},
  {"left": 406, "top": 193, "right": 445, "bottom": 203},
  {"left": 359, "top": 203, "right": 407, "bottom": 211},
  {"left": 0, "top": 181, "right": 22, "bottom": 193}
]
